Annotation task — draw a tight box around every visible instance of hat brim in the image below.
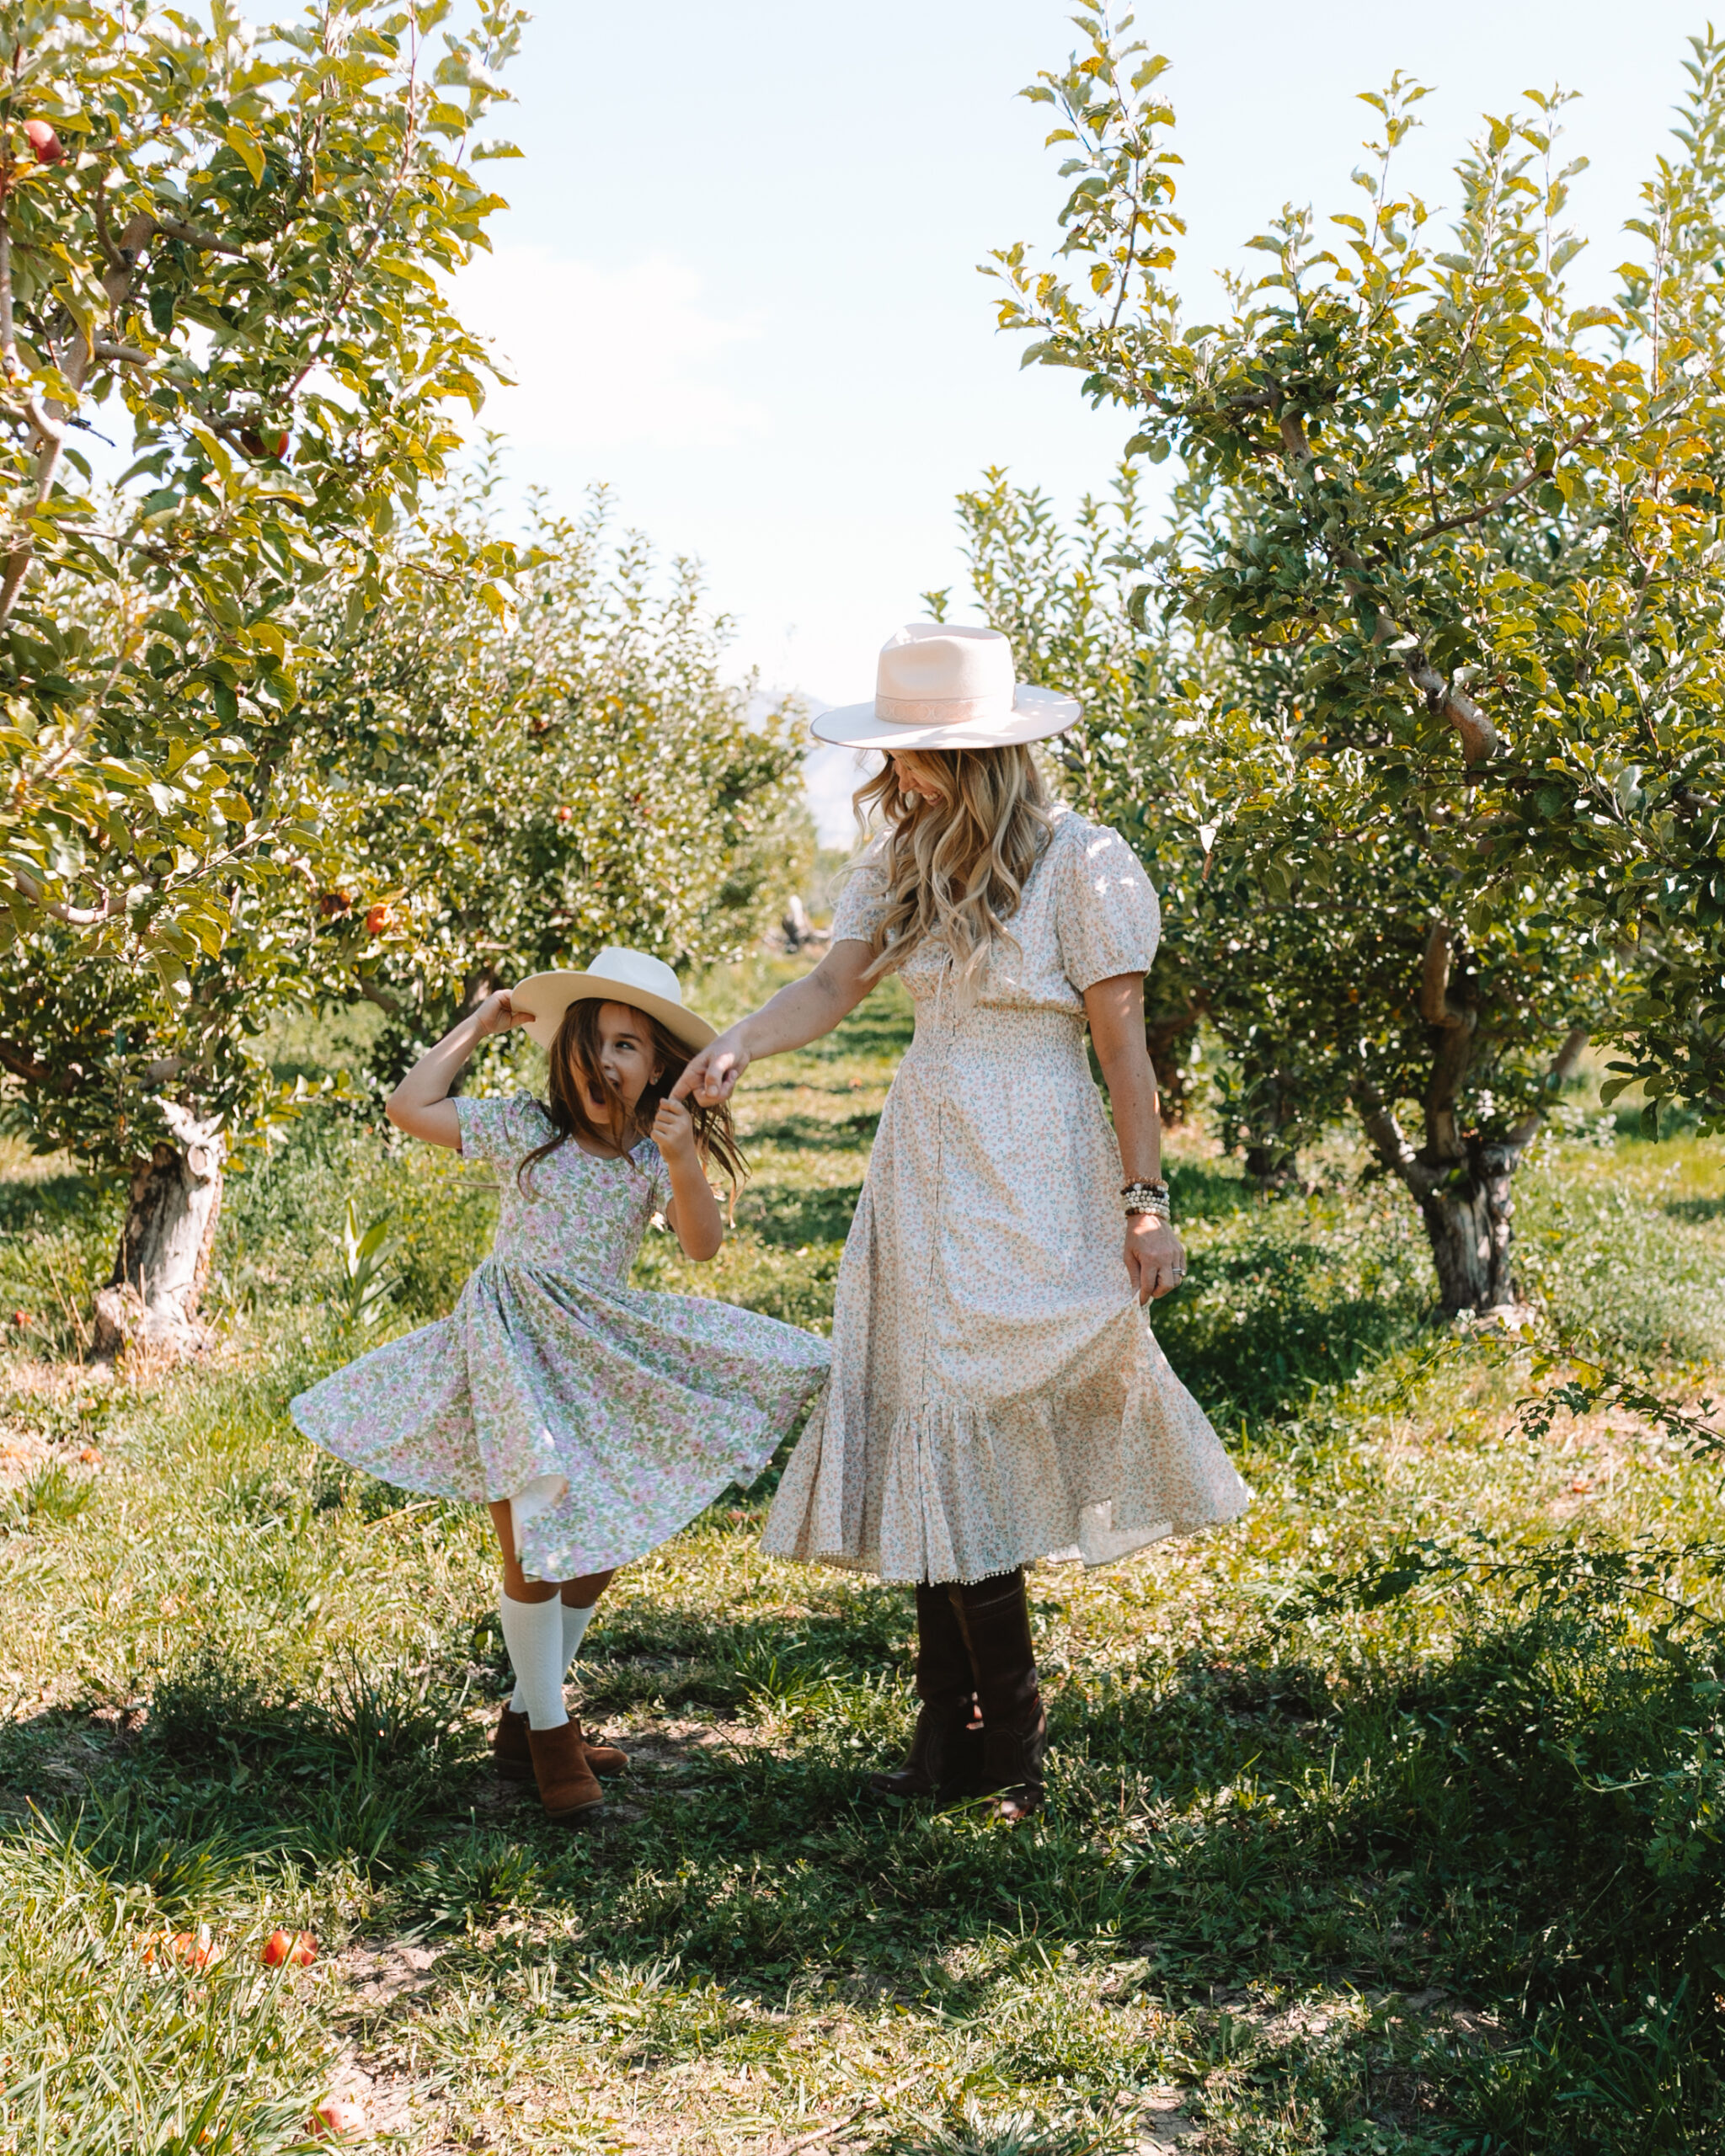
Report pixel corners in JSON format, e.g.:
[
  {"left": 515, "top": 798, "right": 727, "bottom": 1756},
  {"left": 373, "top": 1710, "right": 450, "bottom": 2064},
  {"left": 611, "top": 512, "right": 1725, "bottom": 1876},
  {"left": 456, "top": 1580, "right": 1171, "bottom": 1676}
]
[
  {"left": 809, "top": 682, "right": 1081, "bottom": 752},
  {"left": 510, "top": 971, "right": 717, "bottom": 1055}
]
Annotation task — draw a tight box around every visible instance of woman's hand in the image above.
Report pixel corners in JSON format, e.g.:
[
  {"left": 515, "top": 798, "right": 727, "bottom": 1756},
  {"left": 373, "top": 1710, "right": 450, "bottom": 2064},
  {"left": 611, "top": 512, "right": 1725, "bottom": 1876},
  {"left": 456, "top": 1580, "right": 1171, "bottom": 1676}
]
[
  {"left": 675, "top": 1026, "right": 752, "bottom": 1107},
  {"left": 1125, "top": 1216, "right": 1186, "bottom": 1304},
  {"left": 651, "top": 1094, "right": 701, "bottom": 1163}
]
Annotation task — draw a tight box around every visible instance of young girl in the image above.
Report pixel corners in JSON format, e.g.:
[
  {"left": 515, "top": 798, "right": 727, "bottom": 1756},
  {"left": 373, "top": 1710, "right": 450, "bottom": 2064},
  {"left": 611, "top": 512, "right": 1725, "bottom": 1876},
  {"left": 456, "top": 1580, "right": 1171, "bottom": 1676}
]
[{"left": 291, "top": 947, "right": 831, "bottom": 1824}]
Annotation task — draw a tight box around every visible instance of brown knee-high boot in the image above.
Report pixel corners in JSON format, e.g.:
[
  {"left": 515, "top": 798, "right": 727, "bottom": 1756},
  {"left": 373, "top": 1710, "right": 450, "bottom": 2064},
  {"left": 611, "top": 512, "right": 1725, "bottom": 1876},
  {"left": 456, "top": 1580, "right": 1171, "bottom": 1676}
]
[
  {"left": 868, "top": 1581, "right": 985, "bottom": 1801},
  {"left": 954, "top": 1568, "right": 1045, "bottom": 1821}
]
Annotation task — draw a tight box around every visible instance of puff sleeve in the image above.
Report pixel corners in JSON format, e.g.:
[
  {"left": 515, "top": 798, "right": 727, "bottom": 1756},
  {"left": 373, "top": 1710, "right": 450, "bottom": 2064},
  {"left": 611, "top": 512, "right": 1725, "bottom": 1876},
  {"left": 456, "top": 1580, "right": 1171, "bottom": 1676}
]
[
  {"left": 1053, "top": 820, "right": 1162, "bottom": 993},
  {"left": 827, "top": 839, "right": 893, "bottom": 947},
  {"left": 632, "top": 1136, "right": 673, "bottom": 1215},
  {"left": 452, "top": 1093, "right": 551, "bottom": 1167}
]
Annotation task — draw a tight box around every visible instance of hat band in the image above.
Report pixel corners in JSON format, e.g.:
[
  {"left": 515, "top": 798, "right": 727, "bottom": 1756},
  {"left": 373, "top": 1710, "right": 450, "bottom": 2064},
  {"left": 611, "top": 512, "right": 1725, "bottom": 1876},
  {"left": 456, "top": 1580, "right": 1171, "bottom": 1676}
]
[{"left": 874, "top": 691, "right": 1011, "bottom": 726}]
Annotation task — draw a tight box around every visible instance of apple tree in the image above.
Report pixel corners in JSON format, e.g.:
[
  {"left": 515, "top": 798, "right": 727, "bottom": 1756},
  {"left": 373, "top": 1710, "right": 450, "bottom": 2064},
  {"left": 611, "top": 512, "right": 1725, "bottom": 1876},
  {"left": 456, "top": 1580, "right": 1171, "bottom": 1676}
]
[
  {"left": 946, "top": 467, "right": 1626, "bottom": 1313},
  {"left": 0, "top": 0, "right": 525, "bottom": 1355},
  {"left": 286, "top": 480, "right": 814, "bottom": 1084},
  {"left": 993, "top": 14, "right": 1725, "bottom": 1136}
]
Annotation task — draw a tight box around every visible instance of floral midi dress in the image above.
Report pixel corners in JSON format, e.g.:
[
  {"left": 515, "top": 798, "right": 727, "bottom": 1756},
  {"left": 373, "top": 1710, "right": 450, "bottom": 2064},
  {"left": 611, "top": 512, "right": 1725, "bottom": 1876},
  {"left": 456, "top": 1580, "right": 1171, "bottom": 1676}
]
[
  {"left": 291, "top": 1097, "right": 831, "bottom": 1581},
  {"left": 761, "top": 806, "right": 1250, "bottom": 1585}
]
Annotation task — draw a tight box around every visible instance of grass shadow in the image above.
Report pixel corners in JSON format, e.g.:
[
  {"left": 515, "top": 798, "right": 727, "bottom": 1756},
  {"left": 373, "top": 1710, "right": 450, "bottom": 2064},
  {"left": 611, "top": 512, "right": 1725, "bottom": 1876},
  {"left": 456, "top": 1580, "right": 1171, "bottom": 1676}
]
[
  {"left": 0, "top": 1167, "right": 107, "bottom": 1239},
  {"left": 1153, "top": 1236, "right": 1425, "bottom": 1433},
  {"left": 745, "top": 1111, "right": 880, "bottom": 1152},
  {"left": 1664, "top": 1194, "right": 1725, "bottom": 1225},
  {"left": 734, "top": 1182, "right": 863, "bottom": 1248}
]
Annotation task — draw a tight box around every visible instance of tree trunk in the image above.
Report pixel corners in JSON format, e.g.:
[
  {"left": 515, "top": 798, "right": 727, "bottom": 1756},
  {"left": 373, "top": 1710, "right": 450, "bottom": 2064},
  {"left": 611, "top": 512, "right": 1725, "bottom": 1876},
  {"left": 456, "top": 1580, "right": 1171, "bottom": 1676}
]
[
  {"left": 1243, "top": 1139, "right": 1300, "bottom": 1193},
  {"left": 1232, "top": 1065, "right": 1303, "bottom": 1193},
  {"left": 90, "top": 1104, "right": 225, "bottom": 1364},
  {"left": 1353, "top": 1022, "right": 1588, "bottom": 1321},
  {"left": 1413, "top": 1139, "right": 1522, "bottom": 1315}
]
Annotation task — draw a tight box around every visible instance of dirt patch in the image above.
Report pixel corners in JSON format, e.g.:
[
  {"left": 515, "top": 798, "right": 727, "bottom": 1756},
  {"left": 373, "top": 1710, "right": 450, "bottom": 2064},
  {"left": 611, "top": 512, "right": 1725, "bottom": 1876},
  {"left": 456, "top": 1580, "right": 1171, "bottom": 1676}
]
[{"left": 340, "top": 1938, "right": 444, "bottom": 2008}]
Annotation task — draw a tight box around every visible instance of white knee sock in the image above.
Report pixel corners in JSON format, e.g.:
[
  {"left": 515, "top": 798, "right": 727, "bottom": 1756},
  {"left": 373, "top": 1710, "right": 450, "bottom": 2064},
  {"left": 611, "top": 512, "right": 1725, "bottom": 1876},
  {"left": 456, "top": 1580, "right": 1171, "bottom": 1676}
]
[
  {"left": 561, "top": 1599, "right": 596, "bottom": 1673},
  {"left": 509, "top": 1600, "right": 598, "bottom": 1715},
  {"left": 498, "top": 1592, "right": 568, "bottom": 1730}
]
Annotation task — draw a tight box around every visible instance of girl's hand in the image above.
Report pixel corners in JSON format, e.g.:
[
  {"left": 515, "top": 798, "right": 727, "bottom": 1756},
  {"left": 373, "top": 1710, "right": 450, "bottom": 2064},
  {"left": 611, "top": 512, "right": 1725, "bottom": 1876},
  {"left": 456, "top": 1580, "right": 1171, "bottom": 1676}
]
[
  {"left": 673, "top": 1027, "right": 751, "bottom": 1107},
  {"left": 473, "top": 988, "right": 532, "bottom": 1040},
  {"left": 1126, "top": 1216, "right": 1186, "bottom": 1304},
  {"left": 652, "top": 1094, "right": 701, "bottom": 1162}
]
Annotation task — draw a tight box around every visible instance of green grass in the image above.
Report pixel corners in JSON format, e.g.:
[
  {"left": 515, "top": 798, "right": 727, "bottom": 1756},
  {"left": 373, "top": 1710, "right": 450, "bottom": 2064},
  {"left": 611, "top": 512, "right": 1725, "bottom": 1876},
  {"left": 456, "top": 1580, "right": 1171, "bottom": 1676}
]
[{"left": 4, "top": 967, "right": 1725, "bottom": 2151}]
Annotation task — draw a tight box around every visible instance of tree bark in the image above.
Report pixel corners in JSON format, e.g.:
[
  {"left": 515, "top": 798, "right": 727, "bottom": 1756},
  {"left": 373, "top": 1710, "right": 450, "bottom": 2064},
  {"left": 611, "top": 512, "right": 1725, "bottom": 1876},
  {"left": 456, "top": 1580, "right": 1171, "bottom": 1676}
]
[
  {"left": 1352, "top": 1022, "right": 1589, "bottom": 1319},
  {"left": 90, "top": 1104, "right": 226, "bottom": 1364},
  {"left": 1414, "top": 1138, "right": 1522, "bottom": 1314}
]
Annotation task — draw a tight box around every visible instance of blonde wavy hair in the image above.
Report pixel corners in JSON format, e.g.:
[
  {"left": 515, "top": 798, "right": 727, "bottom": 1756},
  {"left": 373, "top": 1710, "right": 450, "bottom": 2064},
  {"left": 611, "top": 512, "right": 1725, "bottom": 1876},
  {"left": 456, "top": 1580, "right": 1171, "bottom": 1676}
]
[{"left": 849, "top": 744, "right": 1055, "bottom": 990}]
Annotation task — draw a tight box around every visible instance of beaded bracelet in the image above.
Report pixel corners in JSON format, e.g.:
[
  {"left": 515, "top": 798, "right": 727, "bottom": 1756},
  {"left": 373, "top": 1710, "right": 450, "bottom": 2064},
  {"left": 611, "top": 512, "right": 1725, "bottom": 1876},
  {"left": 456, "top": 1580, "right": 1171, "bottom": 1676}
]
[{"left": 1122, "top": 1178, "right": 1172, "bottom": 1221}]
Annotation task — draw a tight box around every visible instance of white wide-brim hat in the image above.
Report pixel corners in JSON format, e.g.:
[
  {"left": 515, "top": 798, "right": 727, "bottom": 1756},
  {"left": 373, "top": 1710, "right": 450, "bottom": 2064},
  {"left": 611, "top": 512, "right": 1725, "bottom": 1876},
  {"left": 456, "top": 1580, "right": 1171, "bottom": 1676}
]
[
  {"left": 809, "top": 622, "right": 1081, "bottom": 751},
  {"left": 513, "top": 948, "right": 716, "bottom": 1055}
]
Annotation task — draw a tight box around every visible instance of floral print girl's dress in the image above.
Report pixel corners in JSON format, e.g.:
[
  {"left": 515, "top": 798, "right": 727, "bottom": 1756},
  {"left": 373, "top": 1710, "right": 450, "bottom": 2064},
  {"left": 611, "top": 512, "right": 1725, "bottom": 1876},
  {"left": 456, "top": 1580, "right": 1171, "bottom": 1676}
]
[{"left": 291, "top": 1097, "right": 831, "bottom": 1580}]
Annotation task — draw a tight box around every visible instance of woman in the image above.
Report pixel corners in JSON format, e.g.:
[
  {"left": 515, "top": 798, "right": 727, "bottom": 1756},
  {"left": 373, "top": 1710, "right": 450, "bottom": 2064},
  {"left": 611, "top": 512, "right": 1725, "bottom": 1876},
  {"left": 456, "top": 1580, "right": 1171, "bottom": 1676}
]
[{"left": 676, "top": 623, "right": 1249, "bottom": 1821}]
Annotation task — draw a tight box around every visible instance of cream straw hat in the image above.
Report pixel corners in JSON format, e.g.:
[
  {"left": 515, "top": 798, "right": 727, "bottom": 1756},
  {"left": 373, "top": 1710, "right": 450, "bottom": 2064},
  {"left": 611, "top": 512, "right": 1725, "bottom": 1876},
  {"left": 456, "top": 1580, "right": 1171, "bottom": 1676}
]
[
  {"left": 512, "top": 948, "right": 716, "bottom": 1054},
  {"left": 809, "top": 622, "right": 1081, "bottom": 752}
]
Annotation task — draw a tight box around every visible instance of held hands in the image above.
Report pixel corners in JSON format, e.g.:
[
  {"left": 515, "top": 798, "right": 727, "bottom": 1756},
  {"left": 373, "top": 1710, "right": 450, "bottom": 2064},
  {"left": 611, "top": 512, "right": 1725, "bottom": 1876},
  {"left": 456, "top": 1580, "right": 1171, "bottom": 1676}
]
[
  {"left": 472, "top": 989, "right": 534, "bottom": 1040},
  {"left": 1126, "top": 1215, "right": 1186, "bottom": 1305},
  {"left": 651, "top": 1094, "right": 702, "bottom": 1163},
  {"left": 672, "top": 1027, "right": 750, "bottom": 1107}
]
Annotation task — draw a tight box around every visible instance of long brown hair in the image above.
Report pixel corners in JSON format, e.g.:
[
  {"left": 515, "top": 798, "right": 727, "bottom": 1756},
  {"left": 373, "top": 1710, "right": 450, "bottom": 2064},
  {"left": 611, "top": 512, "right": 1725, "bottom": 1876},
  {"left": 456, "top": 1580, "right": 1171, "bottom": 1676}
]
[
  {"left": 518, "top": 996, "right": 746, "bottom": 1197},
  {"left": 850, "top": 744, "right": 1054, "bottom": 991}
]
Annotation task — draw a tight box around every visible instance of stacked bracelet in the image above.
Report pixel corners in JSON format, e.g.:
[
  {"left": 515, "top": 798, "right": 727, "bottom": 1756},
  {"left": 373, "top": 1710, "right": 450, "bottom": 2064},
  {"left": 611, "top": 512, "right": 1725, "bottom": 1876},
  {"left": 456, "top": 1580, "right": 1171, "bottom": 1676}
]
[{"left": 1122, "top": 1178, "right": 1172, "bottom": 1222}]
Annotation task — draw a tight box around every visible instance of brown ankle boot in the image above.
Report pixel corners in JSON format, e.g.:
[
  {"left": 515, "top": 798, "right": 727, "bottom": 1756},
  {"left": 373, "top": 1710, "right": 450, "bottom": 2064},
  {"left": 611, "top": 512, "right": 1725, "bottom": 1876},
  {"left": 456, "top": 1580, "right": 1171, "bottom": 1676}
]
[
  {"left": 868, "top": 1582, "right": 985, "bottom": 1802},
  {"left": 526, "top": 1719, "right": 604, "bottom": 1822},
  {"left": 494, "top": 1705, "right": 628, "bottom": 1781},
  {"left": 955, "top": 1568, "right": 1045, "bottom": 1822}
]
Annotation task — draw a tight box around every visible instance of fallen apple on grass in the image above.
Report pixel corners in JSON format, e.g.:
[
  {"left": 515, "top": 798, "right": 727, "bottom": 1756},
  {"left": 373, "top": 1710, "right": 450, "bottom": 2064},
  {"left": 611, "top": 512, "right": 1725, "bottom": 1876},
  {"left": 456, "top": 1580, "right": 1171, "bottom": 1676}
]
[
  {"left": 308, "top": 2095, "right": 366, "bottom": 2137},
  {"left": 139, "top": 1924, "right": 214, "bottom": 1971},
  {"left": 262, "top": 1927, "right": 317, "bottom": 1968}
]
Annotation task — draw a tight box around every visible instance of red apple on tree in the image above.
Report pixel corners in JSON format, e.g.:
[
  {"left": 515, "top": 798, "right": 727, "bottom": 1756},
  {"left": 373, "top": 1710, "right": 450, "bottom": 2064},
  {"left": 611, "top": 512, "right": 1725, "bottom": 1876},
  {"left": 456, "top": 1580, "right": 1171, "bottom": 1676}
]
[
  {"left": 365, "top": 903, "right": 391, "bottom": 936},
  {"left": 24, "top": 120, "right": 64, "bottom": 164}
]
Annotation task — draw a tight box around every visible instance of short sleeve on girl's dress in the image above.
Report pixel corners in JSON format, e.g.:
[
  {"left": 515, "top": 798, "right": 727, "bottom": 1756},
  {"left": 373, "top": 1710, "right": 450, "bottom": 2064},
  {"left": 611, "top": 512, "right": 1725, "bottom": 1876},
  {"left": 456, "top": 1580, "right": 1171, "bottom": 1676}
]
[
  {"left": 1054, "top": 819, "right": 1162, "bottom": 993},
  {"left": 827, "top": 840, "right": 893, "bottom": 947},
  {"left": 452, "top": 1093, "right": 550, "bottom": 1167},
  {"left": 631, "top": 1137, "right": 672, "bottom": 1215}
]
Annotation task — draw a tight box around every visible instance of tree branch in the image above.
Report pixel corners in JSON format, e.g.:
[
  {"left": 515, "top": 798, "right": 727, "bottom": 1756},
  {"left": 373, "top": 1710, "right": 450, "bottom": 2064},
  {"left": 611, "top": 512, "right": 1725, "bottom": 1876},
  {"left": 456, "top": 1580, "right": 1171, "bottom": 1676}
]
[
  {"left": 152, "top": 216, "right": 254, "bottom": 259},
  {"left": 1411, "top": 419, "right": 1601, "bottom": 543},
  {"left": 1419, "top": 922, "right": 1471, "bottom": 1027},
  {"left": 355, "top": 976, "right": 406, "bottom": 1020},
  {"left": 1507, "top": 1024, "right": 1590, "bottom": 1148},
  {"left": 1276, "top": 407, "right": 1502, "bottom": 766},
  {"left": 1350, "top": 1078, "right": 1442, "bottom": 1198},
  {"left": 0, "top": 1034, "right": 77, "bottom": 1093},
  {"left": 4, "top": 862, "right": 120, "bottom": 927}
]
